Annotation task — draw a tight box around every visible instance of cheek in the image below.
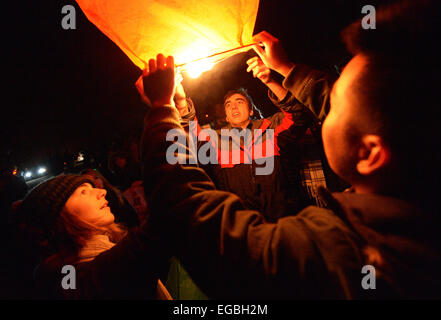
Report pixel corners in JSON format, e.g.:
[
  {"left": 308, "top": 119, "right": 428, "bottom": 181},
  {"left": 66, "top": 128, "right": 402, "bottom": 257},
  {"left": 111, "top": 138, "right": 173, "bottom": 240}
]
[
  {"left": 322, "top": 114, "right": 360, "bottom": 181},
  {"left": 65, "top": 197, "right": 82, "bottom": 216},
  {"left": 75, "top": 203, "right": 95, "bottom": 221},
  {"left": 85, "top": 207, "right": 111, "bottom": 226},
  {"left": 69, "top": 197, "right": 98, "bottom": 219},
  {"left": 321, "top": 116, "right": 335, "bottom": 153},
  {"left": 322, "top": 115, "right": 345, "bottom": 173},
  {"left": 95, "top": 208, "right": 115, "bottom": 226}
]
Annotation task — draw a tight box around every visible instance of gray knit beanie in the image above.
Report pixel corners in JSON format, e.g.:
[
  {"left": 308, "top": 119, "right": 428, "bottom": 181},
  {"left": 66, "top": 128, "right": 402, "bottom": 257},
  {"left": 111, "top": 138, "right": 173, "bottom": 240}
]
[{"left": 19, "top": 174, "right": 95, "bottom": 230}]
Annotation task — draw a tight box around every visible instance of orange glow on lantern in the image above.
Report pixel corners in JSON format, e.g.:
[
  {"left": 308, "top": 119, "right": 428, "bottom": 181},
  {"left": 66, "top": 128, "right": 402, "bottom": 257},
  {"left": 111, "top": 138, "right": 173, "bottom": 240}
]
[{"left": 76, "top": 0, "right": 260, "bottom": 77}]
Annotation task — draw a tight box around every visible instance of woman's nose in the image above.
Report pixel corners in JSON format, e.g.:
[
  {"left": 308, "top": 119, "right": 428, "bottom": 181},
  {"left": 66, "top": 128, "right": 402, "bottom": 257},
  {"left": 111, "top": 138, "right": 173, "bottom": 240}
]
[{"left": 97, "top": 188, "right": 107, "bottom": 198}]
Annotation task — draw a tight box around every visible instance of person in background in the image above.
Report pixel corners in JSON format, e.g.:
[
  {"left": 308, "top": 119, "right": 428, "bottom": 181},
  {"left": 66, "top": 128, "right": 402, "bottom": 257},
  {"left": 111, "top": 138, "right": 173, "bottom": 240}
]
[{"left": 107, "top": 150, "right": 141, "bottom": 192}]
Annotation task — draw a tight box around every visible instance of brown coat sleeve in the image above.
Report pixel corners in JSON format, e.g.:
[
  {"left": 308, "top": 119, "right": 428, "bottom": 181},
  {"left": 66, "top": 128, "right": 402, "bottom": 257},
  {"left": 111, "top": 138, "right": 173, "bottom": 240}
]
[{"left": 282, "top": 64, "right": 336, "bottom": 122}]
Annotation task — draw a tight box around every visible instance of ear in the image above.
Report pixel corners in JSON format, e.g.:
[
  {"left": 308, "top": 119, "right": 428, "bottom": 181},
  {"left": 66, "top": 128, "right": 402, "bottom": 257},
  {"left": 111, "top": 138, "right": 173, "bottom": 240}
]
[
  {"left": 356, "top": 135, "right": 391, "bottom": 175},
  {"left": 249, "top": 109, "right": 254, "bottom": 117}
]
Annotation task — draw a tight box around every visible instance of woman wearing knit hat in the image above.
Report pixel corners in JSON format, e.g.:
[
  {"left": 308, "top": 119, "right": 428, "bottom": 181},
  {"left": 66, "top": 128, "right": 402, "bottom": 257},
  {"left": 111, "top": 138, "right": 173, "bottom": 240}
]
[{"left": 13, "top": 174, "right": 171, "bottom": 299}]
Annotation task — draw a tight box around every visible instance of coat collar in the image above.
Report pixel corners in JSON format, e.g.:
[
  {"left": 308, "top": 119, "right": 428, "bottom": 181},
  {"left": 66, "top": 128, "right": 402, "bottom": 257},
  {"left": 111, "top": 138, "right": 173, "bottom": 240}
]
[
  {"left": 222, "top": 119, "right": 264, "bottom": 132},
  {"left": 318, "top": 187, "right": 441, "bottom": 255}
]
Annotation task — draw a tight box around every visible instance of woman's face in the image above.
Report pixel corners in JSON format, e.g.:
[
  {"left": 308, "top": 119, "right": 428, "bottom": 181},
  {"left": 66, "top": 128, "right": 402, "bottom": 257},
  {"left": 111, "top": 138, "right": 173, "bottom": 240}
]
[{"left": 64, "top": 183, "right": 114, "bottom": 227}]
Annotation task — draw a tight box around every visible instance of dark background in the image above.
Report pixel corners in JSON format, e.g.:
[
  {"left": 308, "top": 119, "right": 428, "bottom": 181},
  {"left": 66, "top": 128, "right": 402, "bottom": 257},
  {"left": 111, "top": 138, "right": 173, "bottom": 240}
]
[{"left": 1, "top": 0, "right": 395, "bottom": 171}]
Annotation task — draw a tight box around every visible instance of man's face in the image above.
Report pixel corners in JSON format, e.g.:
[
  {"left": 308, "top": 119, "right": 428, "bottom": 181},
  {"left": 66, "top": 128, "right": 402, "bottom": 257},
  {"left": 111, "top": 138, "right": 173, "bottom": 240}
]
[
  {"left": 224, "top": 93, "right": 253, "bottom": 128},
  {"left": 322, "top": 55, "right": 366, "bottom": 183}
]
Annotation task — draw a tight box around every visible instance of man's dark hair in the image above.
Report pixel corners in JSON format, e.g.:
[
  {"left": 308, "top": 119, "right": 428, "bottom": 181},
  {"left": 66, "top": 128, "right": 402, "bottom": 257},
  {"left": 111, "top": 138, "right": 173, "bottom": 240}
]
[
  {"left": 223, "top": 88, "right": 264, "bottom": 120},
  {"left": 340, "top": 0, "right": 440, "bottom": 202}
]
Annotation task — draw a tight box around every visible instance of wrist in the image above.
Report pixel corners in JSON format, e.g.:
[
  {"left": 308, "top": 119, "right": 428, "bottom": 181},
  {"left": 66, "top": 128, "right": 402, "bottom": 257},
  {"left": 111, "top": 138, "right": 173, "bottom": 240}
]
[
  {"left": 264, "top": 78, "right": 277, "bottom": 86},
  {"left": 152, "top": 99, "right": 174, "bottom": 108},
  {"left": 175, "top": 98, "right": 188, "bottom": 109},
  {"left": 276, "top": 62, "right": 296, "bottom": 78}
]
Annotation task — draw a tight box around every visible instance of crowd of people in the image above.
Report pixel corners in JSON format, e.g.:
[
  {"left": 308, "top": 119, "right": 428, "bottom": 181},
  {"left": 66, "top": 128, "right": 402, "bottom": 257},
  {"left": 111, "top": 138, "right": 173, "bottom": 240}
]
[{"left": 1, "top": 0, "right": 440, "bottom": 299}]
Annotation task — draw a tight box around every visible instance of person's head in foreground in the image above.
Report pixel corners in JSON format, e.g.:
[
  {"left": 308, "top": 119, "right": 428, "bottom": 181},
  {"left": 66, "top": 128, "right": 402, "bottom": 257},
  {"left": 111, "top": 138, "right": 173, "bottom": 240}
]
[
  {"left": 16, "top": 174, "right": 126, "bottom": 266},
  {"left": 320, "top": 0, "right": 440, "bottom": 206}
]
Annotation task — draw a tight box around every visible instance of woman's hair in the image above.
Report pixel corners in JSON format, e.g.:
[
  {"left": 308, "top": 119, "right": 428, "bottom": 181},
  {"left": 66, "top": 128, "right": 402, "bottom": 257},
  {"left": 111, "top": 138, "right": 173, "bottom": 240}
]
[
  {"left": 223, "top": 88, "right": 264, "bottom": 120},
  {"left": 55, "top": 206, "right": 127, "bottom": 256}
]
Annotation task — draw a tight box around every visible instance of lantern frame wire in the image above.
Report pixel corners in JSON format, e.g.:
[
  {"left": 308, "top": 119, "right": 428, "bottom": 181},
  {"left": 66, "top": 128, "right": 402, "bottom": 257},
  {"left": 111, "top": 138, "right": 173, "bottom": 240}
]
[{"left": 175, "top": 43, "right": 261, "bottom": 70}]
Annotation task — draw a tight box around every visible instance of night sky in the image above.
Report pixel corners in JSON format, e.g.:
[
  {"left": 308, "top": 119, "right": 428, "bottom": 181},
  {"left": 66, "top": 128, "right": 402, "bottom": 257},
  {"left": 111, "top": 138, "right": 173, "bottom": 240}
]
[{"left": 2, "top": 0, "right": 394, "bottom": 170}]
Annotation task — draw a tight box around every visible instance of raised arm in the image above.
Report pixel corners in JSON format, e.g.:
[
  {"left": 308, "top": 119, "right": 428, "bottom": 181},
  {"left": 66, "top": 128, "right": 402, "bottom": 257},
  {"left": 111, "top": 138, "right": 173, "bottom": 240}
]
[
  {"left": 136, "top": 67, "right": 196, "bottom": 128},
  {"left": 246, "top": 56, "right": 288, "bottom": 102},
  {"left": 246, "top": 54, "right": 310, "bottom": 143},
  {"left": 252, "top": 31, "right": 336, "bottom": 121}
]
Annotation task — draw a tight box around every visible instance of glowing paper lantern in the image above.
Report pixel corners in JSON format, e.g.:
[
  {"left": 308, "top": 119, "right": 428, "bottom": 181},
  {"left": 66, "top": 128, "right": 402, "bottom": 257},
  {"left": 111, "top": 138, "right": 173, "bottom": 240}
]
[{"left": 75, "top": 0, "right": 259, "bottom": 76}]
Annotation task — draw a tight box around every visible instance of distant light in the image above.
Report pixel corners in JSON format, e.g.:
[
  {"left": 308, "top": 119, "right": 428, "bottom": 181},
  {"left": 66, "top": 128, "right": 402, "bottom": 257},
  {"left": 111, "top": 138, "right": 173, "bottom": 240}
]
[
  {"left": 12, "top": 169, "right": 17, "bottom": 176},
  {"left": 25, "top": 171, "right": 32, "bottom": 178},
  {"left": 77, "top": 152, "right": 84, "bottom": 162},
  {"left": 37, "top": 167, "right": 47, "bottom": 174}
]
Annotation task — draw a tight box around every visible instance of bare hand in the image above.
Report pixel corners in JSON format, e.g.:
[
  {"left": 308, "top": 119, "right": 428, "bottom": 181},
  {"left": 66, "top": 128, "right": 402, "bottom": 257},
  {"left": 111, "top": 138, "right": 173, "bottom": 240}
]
[
  {"left": 174, "top": 70, "right": 189, "bottom": 115},
  {"left": 174, "top": 71, "right": 186, "bottom": 103},
  {"left": 135, "top": 75, "right": 151, "bottom": 106},
  {"left": 252, "top": 31, "right": 295, "bottom": 77},
  {"left": 142, "top": 54, "right": 175, "bottom": 108},
  {"left": 246, "top": 56, "right": 272, "bottom": 84}
]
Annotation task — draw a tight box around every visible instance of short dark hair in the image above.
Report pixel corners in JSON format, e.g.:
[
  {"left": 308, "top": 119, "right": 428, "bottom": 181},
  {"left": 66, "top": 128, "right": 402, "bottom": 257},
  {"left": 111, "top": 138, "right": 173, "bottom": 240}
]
[
  {"left": 223, "top": 88, "right": 263, "bottom": 120},
  {"left": 340, "top": 0, "right": 440, "bottom": 199}
]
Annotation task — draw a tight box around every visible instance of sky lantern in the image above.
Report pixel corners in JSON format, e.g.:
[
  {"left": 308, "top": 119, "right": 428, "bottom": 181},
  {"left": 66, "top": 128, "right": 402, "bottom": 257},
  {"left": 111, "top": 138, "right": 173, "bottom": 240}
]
[{"left": 75, "top": 0, "right": 260, "bottom": 77}]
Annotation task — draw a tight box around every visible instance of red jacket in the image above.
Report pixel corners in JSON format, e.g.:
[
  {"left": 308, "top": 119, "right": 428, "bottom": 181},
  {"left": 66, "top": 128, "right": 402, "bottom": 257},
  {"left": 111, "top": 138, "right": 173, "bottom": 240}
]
[{"left": 183, "top": 92, "right": 311, "bottom": 221}]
